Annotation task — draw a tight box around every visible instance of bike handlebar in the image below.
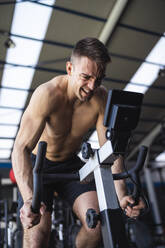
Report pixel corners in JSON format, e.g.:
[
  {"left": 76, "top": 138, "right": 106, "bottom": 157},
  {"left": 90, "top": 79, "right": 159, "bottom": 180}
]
[
  {"left": 113, "top": 146, "right": 148, "bottom": 205},
  {"left": 32, "top": 142, "right": 147, "bottom": 212},
  {"left": 113, "top": 146, "right": 147, "bottom": 180},
  {"left": 31, "top": 141, "right": 47, "bottom": 213}
]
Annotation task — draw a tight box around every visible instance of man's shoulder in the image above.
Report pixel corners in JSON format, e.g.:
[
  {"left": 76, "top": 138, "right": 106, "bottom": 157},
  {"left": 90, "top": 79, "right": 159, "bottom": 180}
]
[
  {"left": 93, "top": 86, "right": 108, "bottom": 102},
  {"left": 91, "top": 86, "right": 108, "bottom": 113},
  {"left": 28, "top": 75, "right": 67, "bottom": 114},
  {"left": 35, "top": 75, "right": 67, "bottom": 98}
]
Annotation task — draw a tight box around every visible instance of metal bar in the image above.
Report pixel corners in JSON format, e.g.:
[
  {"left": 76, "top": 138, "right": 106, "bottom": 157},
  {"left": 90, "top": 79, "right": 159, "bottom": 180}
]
[
  {"left": 128, "top": 121, "right": 163, "bottom": 159},
  {"left": 0, "top": 105, "right": 23, "bottom": 110},
  {"left": 33, "top": 1, "right": 106, "bottom": 22},
  {"left": 119, "top": 23, "right": 165, "bottom": 38},
  {"left": 140, "top": 118, "right": 161, "bottom": 123},
  {"left": 79, "top": 140, "right": 115, "bottom": 181},
  {"left": 144, "top": 152, "right": 164, "bottom": 235},
  {"left": 99, "top": 0, "right": 128, "bottom": 44},
  {"left": 104, "top": 76, "right": 165, "bottom": 91},
  {"left": 0, "top": 59, "right": 65, "bottom": 74},
  {"left": 1, "top": 29, "right": 165, "bottom": 69},
  {"left": 4, "top": 199, "right": 8, "bottom": 248},
  {"left": 110, "top": 52, "right": 165, "bottom": 68},
  {"left": 1, "top": 59, "right": 165, "bottom": 93},
  {"left": 94, "top": 166, "right": 118, "bottom": 211},
  {"left": 0, "top": 148, "right": 12, "bottom": 150},
  {"left": 0, "top": 85, "right": 33, "bottom": 92},
  {"left": 0, "top": 0, "right": 48, "bottom": 6},
  {"left": 0, "top": 29, "right": 74, "bottom": 50},
  {"left": 0, "top": 123, "right": 19, "bottom": 126},
  {"left": 134, "top": 131, "right": 148, "bottom": 135},
  {"left": 79, "top": 140, "right": 129, "bottom": 248},
  {"left": 2, "top": 56, "right": 165, "bottom": 89},
  {"left": 143, "top": 102, "right": 165, "bottom": 109},
  {"left": 0, "top": 137, "right": 15, "bottom": 140}
]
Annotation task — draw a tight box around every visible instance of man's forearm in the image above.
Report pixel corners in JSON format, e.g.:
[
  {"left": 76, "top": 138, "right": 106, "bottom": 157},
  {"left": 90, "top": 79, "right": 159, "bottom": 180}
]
[
  {"left": 111, "top": 156, "right": 127, "bottom": 201},
  {"left": 12, "top": 146, "right": 33, "bottom": 202},
  {"left": 114, "top": 179, "right": 127, "bottom": 201}
]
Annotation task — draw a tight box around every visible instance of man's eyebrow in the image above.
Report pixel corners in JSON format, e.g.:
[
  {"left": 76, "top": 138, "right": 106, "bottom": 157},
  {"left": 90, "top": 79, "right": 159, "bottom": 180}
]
[
  {"left": 80, "top": 73, "right": 90, "bottom": 76},
  {"left": 80, "top": 73, "right": 105, "bottom": 80}
]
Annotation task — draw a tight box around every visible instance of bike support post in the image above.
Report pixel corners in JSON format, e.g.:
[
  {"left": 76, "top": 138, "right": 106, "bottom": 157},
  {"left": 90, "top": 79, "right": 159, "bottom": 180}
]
[{"left": 79, "top": 140, "right": 129, "bottom": 248}]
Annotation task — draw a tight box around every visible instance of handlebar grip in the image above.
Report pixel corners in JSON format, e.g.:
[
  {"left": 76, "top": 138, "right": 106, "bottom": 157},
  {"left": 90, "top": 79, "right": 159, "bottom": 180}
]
[
  {"left": 128, "top": 146, "right": 148, "bottom": 207},
  {"left": 31, "top": 141, "right": 47, "bottom": 213},
  {"left": 133, "top": 146, "right": 148, "bottom": 173}
]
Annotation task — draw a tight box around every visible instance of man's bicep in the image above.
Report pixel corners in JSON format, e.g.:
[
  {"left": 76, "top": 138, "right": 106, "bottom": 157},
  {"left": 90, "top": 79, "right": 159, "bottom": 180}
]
[
  {"left": 15, "top": 107, "right": 46, "bottom": 152},
  {"left": 96, "top": 114, "right": 107, "bottom": 147},
  {"left": 15, "top": 85, "right": 50, "bottom": 151}
]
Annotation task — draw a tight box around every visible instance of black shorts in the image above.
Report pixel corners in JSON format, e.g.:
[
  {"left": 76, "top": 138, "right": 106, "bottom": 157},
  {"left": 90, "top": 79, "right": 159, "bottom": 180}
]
[{"left": 18, "top": 154, "right": 96, "bottom": 212}]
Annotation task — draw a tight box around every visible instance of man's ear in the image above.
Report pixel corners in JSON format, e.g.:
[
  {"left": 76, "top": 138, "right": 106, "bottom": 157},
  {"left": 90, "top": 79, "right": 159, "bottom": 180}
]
[{"left": 66, "top": 61, "right": 73, "bottom": 76}]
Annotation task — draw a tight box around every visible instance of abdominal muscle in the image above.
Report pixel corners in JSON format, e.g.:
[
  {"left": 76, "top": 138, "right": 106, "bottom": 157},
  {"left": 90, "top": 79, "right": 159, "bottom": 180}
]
[{"left": 32, "top": 128, "right": 86, "bottom": 162}]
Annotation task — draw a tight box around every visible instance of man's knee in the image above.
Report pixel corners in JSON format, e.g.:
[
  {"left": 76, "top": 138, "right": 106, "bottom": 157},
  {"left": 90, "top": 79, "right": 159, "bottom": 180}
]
[
  {"left": 23, "top": 225, "right": 50, "bottom": 248},
  {"left": 23, "top": 211, "right": 51, "bottom": 248},
  {"left": 83, "top": 222, "right": 101, "bottom": 242}
]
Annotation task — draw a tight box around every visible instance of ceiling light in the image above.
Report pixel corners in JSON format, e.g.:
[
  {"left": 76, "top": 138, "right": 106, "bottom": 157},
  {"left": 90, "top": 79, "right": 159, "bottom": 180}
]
[{"left": 124, "top": 35, "right": 165, "bottom": 94}]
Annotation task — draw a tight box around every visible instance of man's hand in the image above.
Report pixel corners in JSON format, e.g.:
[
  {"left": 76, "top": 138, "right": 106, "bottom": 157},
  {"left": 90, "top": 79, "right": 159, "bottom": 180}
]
[
  {"left": 20, "top": 199, "right": 46, "bottom": 229},
  {"left": 120, "top": 195, "right": 145, "bottom": 219}
]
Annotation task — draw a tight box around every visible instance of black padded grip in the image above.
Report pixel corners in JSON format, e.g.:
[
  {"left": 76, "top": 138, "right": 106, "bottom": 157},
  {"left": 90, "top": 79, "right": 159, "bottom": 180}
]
[
  {"left": 131, "top": 146, "right": 148, "bottom": 203},
  {"left": 133, "top": 146, "right": 148, "bottom": 173},
  {"left": 31, "top": 141, "right": 47, "bottom": 213}
]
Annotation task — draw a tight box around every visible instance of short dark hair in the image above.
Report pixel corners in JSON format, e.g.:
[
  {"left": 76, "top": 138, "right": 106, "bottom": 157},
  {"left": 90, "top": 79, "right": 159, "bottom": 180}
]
[{"left": 71, "top": 37, "right": 111, "bottom": 77}]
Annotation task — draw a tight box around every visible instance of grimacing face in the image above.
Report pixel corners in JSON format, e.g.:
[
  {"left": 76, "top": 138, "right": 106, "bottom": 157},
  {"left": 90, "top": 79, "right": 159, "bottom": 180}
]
[{"left": 69, "top": 56, "right": 104, "bottom": 101}]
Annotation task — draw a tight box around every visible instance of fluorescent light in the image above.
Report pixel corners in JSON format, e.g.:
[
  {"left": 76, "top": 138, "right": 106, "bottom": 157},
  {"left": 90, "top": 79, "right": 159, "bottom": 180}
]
[
  {"left": 2, "top": 66, "right": 35, "bottom": 89},
  {"left": 0, "top": 150, "right": 11, "bottom": 159},
  {"left": 11, "top": 1, "right": 54, "bottom": 39},
  {"left": 4, "top": 37, "right": 44, "bottom": 66},
  {"left": 155, "top": 151, "right": 165, "bottom": 162},
  {"left": 124, "top": 35, "right": 165, "bottom": 94},
  {"left": 0, "top": 0, "right": 55, "bottom": 159},
  {"left": 0, "top": 88, "right": 28, "bottom": 108},
  {"left": 0, "top": 139, "right": 14, "bottom": 149},
  {"left": 0, "top": 108, "right": 22, "bottom": 124},
  {"left": 1, "top": 0, "right": 55, "bottom": 90},
  {"left": 0, "top": 125, "right": 18, "bottom": 138}
]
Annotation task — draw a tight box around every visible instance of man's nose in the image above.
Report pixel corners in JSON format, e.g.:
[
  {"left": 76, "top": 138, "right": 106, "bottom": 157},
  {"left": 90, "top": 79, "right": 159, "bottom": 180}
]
[{"left": 88, "top": 79, "right": 95, "bottom": 90}]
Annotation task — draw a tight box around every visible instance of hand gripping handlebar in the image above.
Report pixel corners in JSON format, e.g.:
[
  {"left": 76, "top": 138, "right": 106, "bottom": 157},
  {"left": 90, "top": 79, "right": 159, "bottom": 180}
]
[{"left": 113, "top": 146, "right": 148, "bottom": 205}]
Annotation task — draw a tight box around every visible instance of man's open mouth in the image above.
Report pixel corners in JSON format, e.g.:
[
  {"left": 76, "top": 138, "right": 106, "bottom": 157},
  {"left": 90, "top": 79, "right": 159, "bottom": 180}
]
[{"left": 81, "top": 88, "right": 90, "bottom": 96}]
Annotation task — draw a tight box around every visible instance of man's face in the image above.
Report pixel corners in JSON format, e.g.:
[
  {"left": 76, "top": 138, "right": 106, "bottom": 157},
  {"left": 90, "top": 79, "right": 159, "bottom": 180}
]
[{"left": 69, "top": 56, "right": 104, "bottom": 101}]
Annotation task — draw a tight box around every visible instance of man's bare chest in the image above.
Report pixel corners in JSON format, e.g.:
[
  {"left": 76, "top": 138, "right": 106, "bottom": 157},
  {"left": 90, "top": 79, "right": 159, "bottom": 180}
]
[{"left": 47, "top": 104, "right": 98, "bottom": 137}]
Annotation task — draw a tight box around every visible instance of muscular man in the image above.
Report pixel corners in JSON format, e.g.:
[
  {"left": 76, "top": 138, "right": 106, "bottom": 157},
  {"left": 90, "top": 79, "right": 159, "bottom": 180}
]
[{"left": 12, "top": 37, "right": 144, "bottom": 248}]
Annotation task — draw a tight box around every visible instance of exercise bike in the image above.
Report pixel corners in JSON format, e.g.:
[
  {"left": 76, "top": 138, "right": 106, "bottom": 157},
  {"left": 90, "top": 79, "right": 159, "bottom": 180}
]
[{"left": 32, "top": 89, "right": 149, "bottom": 248}]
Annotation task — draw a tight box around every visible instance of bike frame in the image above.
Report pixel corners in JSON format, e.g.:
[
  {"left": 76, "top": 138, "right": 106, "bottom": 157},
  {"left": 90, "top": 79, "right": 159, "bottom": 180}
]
[{"left": 79, "top": 140, "right": 129, "bottom": 248}]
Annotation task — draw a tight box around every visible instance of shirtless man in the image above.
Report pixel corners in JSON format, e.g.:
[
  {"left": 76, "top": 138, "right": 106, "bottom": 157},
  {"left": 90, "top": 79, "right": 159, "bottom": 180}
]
[{"left": 12, "top": 37, "right": 144, "bottom": 248}]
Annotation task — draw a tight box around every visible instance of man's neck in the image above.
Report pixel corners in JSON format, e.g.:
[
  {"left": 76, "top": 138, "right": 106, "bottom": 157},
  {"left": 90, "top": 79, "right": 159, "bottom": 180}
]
[{"left": 66, "top": 75, "right": 78, "bottom": 104}]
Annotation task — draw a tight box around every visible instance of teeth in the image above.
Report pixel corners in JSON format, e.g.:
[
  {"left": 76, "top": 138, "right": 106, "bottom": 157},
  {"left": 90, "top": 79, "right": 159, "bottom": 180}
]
[{"left": 83, "top": 89, "right": 89, "bottom": 94}]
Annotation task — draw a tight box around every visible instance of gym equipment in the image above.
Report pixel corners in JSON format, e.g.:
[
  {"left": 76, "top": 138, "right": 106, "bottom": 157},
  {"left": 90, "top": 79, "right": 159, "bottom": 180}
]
[
  {"left": 31, "top": 141, "right": 47, "bottom": 213},
  {"left": 0, "top": 199, "right": 8, "bottom": 248},
  {"left": 32, "top": 89, "right": 147, "bottom": 248},
  {"left": 48, "top": 196, "right": 81, "bottom": 248},
  {"left": 9, "top": 169, "right": 16, "bottom": 185}
]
